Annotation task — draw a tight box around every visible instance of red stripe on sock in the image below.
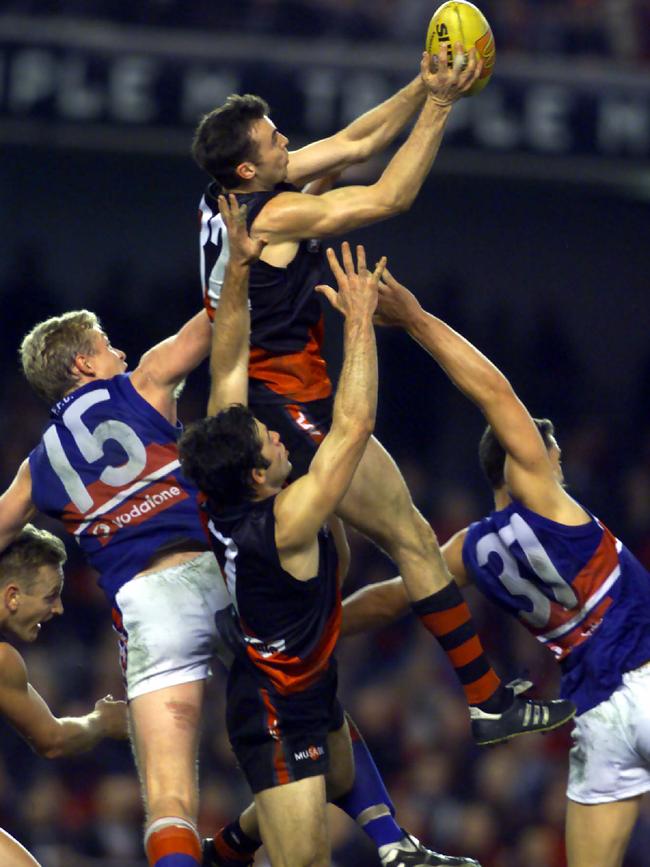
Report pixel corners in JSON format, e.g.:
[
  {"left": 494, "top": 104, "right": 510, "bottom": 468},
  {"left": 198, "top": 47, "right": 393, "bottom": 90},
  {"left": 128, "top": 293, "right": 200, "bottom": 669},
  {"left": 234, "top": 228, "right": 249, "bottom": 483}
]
[
  {"left": 419, "top": 602, "right": 469, "bottom": 637},
  {"left": 447, "top": 634, "right": 484, "bottom": 668},
  {"left": 146, "top": 825, "right": 201, "bottom": 864}
]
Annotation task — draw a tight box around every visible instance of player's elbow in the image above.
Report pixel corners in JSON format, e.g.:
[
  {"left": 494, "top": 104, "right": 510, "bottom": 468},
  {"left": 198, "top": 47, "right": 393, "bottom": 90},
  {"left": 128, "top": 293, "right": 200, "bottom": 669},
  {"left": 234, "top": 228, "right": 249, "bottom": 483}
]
[{"left": 34, "top": 730, "right": 66, "bottom": 759}]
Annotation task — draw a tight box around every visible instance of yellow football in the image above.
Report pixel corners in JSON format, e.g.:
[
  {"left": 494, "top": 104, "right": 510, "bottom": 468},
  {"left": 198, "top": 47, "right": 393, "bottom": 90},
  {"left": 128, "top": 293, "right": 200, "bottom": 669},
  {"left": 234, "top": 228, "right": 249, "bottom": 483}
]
[{"left": 425, "top": 1, "right": 496, "bottom": 96}]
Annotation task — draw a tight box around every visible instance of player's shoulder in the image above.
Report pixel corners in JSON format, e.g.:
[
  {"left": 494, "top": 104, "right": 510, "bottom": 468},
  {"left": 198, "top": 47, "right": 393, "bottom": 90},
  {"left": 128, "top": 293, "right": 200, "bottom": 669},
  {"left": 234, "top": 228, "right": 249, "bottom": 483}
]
[{"left": 0, "top": 642, "right": 28, "bottom": 687}]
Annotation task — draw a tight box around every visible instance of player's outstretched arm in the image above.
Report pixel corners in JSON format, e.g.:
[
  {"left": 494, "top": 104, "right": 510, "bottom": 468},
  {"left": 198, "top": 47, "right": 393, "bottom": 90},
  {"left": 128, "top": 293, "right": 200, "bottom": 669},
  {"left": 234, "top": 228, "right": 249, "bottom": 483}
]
[
  {"left": 253, "top": 46, "right": 482, "bottom": 242},
  {"left": 0, "top": 643, "right": 127, "bottom": 758},
  {"left": 0, "top": 462, "right": 37, "bottom": 554},
  {"left": 207, "top": 195, "right": 267, "bottom": 415},
  {"left": 286, "top": 75, "right": 426, "bottom": 187},
  {"left": 274, "top": 244, "right": 382, "bottom": 551},
  {"left": 376, "top": 269, "right": 585, "bottom": 520}
]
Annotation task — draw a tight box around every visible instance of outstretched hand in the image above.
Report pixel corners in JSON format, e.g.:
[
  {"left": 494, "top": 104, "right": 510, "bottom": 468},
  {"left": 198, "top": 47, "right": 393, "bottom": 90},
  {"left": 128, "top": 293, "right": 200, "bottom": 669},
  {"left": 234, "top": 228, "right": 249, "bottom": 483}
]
[
  {"left": 374, "top": 267, "right": 423, "bottom": 329},
  {"left": 315, "top": 242, "right": 386, "bottom": 322},
  {"left": 218, "top": 194, "right": 267, "bottom": 267},
  {"left": 420, "top": 42, "right": 482, "bottom": 106}
]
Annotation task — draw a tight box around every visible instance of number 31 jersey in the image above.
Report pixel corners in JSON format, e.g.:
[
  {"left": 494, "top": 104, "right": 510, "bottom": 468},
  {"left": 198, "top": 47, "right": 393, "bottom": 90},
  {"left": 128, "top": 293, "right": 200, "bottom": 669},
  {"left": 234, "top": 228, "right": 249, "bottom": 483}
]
[
  {"left": 29, "top": 375, "right": 208, "bottom": 604},
  {"left": 463, "top": 499, "right": 650, "bottom": 715}
]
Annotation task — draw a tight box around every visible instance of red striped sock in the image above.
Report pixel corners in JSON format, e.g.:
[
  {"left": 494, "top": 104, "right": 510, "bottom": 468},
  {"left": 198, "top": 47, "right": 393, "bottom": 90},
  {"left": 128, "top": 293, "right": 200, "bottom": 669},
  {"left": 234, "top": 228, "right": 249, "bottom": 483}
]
[
  {"left": 212, "top": 819, "right": 261, "bottom": 863},
  {"left": 144, "top": 818, "right": 201, "bottom": 867},
  {"left": 412, "top": 582, "right": 503, "bottom": 707}
]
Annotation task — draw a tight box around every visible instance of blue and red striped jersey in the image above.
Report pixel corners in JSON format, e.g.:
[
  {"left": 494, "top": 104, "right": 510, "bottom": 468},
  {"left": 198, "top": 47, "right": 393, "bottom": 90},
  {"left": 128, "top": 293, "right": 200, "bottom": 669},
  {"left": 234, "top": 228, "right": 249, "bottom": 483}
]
[
  {"left": 29, "top": 375, "right": 208, "bottom": 603},
  {"left": 463, "top": 499, "right": 650, "bottom": 714}
]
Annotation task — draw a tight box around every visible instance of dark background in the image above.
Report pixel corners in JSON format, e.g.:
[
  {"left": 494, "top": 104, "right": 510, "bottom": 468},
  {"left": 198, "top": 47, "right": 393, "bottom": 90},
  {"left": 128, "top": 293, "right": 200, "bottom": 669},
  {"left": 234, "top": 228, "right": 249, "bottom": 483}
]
[{"left": 1, "top": 2, "right": 650, "bottom": 865}]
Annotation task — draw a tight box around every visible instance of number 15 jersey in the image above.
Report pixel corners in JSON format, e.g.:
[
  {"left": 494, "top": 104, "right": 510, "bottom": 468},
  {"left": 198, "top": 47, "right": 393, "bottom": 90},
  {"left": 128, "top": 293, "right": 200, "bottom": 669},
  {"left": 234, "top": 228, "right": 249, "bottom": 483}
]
[
  {"left": 463, "top": 500, "right": 650, "bottom": 715},
  {"left": 28, "top": 375, "right": 208, "bottom": 604}
]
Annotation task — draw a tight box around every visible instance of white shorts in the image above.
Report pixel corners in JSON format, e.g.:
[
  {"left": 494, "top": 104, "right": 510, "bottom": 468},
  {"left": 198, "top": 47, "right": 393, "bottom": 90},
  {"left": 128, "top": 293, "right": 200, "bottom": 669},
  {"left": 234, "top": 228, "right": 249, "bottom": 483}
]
[
  {"left": 567, "top": 662, "right": 650, "bottom": 804},
  {"left": 114, "top": 552, "right": 232, "bottom": 700}
]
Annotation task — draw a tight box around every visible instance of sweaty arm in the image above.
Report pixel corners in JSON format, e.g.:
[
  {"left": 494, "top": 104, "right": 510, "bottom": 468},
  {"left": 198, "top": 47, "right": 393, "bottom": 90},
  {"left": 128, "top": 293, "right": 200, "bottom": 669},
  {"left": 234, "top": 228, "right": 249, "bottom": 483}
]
[
  {"left": 286, "top": 75, "right": 426, "bottom": 187},
  {"left": 255, "top": 49, "right": 481, "bottom": 242},
  {"left": 340, "top": 527, "right": 471, "bottom": 636},
  {"left": 0, "top": 644, "right": 127, "bottom": 759},
  {"left": 0, "top": 461, "right": 37, "bottom": 553},
  {"left": 274, "top": 245, "right": 380, "bottom": 557}
]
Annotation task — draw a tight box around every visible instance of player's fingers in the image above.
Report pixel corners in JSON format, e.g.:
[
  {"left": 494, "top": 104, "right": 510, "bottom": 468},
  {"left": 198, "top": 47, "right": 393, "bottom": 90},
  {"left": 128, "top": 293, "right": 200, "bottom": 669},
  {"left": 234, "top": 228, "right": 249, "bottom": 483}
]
[
  {"left": 326, "top": 246, "right": 346, "bottom": 284},
  {"left": 315, "top": 284, "right": 339, "bottom": 309},
  {"left": 340, "top": 241, "right": 355, "bottom": 277},
  {"left": 373, "top": 256, "right": 387, "bottom": 282},
  {"left": 356, "top": 245, "right": 367, "bottom": 273}
]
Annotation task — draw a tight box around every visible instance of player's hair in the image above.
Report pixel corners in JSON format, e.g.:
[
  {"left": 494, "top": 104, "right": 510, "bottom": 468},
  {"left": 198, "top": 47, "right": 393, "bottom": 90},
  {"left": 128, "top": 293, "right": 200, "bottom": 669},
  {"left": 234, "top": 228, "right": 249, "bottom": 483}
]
[
  {"left": 0, "top": 525, "right": 66, "bottom": 592},
  {"left": 479, "top": 418, "right": 556, "bottom": 489},
  {"left": 20, "top": 310, "right": 101, "bottom": 404},
  {"left": 192, "top": 94, "right": 270, "bottom": 190},
  {"left": 178, "top": 405, "right": 270, "bottom": 510}
]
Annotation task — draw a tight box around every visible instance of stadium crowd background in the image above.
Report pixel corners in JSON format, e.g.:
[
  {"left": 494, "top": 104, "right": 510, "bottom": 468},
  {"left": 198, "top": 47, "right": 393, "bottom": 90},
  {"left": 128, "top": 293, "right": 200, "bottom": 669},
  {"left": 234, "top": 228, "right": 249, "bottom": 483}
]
[{"left": 1, "top": 1, "right": 650, "bottom": 865}]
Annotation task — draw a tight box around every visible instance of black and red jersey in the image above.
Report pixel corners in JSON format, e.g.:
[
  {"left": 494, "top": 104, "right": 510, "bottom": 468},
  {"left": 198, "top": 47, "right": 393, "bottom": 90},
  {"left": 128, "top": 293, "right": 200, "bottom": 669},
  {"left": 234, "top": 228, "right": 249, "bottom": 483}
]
[
  {"left": 199, "top": 182, "right": 332, "bottom": 405},
  {"left": 205, "top": 495, "right": 341, "bottom": 695}
]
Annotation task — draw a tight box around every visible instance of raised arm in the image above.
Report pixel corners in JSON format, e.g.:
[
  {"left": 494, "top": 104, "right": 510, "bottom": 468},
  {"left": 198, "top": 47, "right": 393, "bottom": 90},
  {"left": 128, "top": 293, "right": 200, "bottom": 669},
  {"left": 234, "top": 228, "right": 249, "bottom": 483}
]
[
  {"left": 0, "top": 643, "right": 127, "bottom": 759},
  {"left": 207, "top": 194, "right": 267, "bottom": 415},
  {"left": 375, "top": 271, "right": 587, "bottom": 522},
  {"left": 273, "top": 244, "right": 382, "bottom": 552},
  {"left": 253, "top": 47, "right": 481, "bottom": 242},
  {"left": 0, "top": 461, "right": 37, "bottom": 553},
  {"left": 286, "top": 75, "right": 426, "bottom": 187},
  {"left": 130, "top": 310, "right": 212, "bottom": 408}
]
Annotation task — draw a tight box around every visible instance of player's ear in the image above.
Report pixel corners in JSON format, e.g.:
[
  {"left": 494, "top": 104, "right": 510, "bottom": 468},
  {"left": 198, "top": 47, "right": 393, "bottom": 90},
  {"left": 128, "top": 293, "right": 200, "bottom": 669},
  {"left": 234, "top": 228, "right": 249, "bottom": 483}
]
[
  {"left": 236, "top": 160, "right": 256, "bottom": 182},
  {"left": 251, "top": 466, "right": 266, "bottom": 486},
  {"left": 4, "top": 583, "right": 21, "bottom": 614},
  {"left": 72, "top": 352, "right": 94, "bottom": 378}
]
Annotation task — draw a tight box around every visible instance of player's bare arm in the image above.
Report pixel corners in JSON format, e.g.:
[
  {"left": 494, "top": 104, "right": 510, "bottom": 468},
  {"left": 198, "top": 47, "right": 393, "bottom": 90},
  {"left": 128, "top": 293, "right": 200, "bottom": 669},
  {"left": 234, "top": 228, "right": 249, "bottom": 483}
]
[
  {"left": 328, "top": 515, "right": 350, "bottom": 584},
  {"left": 0, "top": 461, "right": 37, "bottom": 553},
  {"left": 376, "top": 267, "right": 588, "bottom": 524},
  {"left": 207, "top": 194, "right": 267, "bottom": 415},
  {"left": 340, "top": 528, "right": 471, "bottom": 636},
  {"left": 286, "top": 75, "right": 426, "bottom": 187},
  {"left": 0, "top": 643, "right": 127, "bottom": 758},
  {"left": 252, "top": 46, "right": 481, "bottom": 242},
  {"left": 273, "top": 243, "right": 383, "bottom": 574}
]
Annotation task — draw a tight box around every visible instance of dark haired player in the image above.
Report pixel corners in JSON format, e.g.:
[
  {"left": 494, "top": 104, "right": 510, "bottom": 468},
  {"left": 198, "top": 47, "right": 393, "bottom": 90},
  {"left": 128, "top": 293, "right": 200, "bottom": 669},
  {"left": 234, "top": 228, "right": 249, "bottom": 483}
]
[
  {"left": 0, "top": 525, "right": 127, "bottom": 867},
  {"left": 179, "top": 200, "right": 484, "bottom": 866},
  {"left": 339, "top": 269, "right": 650, "bottom": 867},
  {"left": 192, "top": 39, "right": 573, "bottom": 766}
]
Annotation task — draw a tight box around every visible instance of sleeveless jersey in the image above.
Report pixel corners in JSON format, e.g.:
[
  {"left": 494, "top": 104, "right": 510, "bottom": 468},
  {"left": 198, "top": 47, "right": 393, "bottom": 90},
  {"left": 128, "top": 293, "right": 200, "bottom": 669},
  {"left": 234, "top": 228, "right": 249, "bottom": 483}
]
[
  {"left": 463, "top": 499, "right": 650, "bottom": 715},
  {"left": 199, "top": 181, "right": 332, "bottom": 404},
  {"left": 205, "top": 495, "right": 341, "bottom": 696},
  {"left": 29, "top": 375, "right": 208, "bottom": 603}
]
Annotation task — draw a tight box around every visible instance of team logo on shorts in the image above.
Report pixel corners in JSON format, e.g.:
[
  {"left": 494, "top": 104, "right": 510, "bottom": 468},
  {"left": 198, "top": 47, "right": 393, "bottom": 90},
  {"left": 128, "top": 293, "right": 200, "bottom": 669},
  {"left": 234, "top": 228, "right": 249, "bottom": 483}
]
[{"left": 294, "top": 744, "right": 325, "bottom": 762}]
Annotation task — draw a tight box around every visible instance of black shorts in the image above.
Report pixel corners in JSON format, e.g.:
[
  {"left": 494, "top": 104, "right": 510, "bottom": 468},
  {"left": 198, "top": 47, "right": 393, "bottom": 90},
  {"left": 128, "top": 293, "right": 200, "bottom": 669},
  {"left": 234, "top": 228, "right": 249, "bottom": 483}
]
[
  {"left": 226, "top": 659, "right": 344, "bottom": 794},
  {"left": 249, "top": 393, "right": 333, "bottom": 481}
]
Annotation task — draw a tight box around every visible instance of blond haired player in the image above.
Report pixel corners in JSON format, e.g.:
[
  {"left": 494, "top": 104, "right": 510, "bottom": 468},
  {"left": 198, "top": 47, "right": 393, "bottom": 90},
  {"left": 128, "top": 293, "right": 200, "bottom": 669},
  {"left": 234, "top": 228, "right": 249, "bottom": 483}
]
[{"left": 0, "top": 525, "right": 127, "bottom": 867}]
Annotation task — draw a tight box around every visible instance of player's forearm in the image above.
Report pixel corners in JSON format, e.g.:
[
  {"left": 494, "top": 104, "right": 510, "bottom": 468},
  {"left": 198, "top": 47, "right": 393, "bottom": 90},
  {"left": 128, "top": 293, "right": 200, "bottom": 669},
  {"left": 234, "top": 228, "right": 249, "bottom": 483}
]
[
  {"left": 339, "top": 76, "right": 426, "bottom": 161},
  {"left": 341, "top": 577, "right": 410, "bottom": 637},
  {"left": 207, "top": 260, "right": 252, "bottom": 414},
  {"left": 372, "top": 96, "right": 452, "bottom": 212},
  {"left": 407, "top": 308, "right": 510, "bottom": 410},
  {"left": 332, "top": 316, "right": 378, "bottom": 441},
  {"left": 38, "top": 712, "right": 108, "bottom": 759}
]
